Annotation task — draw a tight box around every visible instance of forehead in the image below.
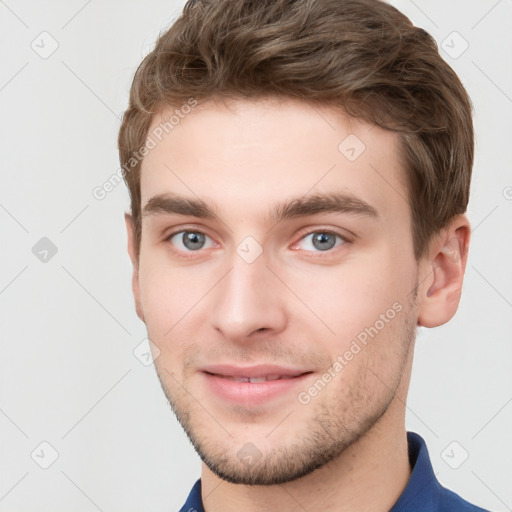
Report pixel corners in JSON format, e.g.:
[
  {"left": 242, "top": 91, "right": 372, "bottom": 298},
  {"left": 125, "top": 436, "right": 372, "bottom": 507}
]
[{"left": 140, "top": 96, "right": 409, "bottom": 223}]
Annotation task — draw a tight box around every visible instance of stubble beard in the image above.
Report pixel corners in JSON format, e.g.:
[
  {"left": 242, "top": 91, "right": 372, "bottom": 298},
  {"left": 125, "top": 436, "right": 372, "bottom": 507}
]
[{"left": 152, "top": 296, "right": 418, "bottom": 485}]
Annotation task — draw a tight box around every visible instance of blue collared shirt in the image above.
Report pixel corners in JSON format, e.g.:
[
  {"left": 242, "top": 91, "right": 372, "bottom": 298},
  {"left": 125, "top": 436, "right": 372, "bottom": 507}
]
[{"left": 179, "top": 432, "right": 491, "bottom": 511}]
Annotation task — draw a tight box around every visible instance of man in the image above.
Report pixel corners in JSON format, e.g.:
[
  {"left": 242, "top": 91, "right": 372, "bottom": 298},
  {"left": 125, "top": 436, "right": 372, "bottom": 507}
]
[{"left": 118, "top": 0, "right": 490, "bottom": 510}]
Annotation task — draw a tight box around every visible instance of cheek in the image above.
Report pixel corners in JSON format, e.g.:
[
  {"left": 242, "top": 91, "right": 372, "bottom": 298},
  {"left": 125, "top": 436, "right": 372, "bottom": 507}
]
[
  {"left": 137, "top": 253, "right": 221, "bottom": 365},
  {"left": 138, "top": 266, "right": 192, "bottom": 377},
  {"left": 138, "top": 249, "right": 201, "bottom": 321},
  {"left": 287, "top": 254, "right": 414, "bottom": 344},
  {"left": 138, "top": 264, "right": 169, "bottom": 326},
  {"left": 137, "top": 258, "right": 192, "bottom": 343}
]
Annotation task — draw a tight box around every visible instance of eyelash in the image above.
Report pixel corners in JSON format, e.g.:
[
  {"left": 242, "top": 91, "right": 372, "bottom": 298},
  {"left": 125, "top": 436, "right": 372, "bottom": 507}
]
[
  {"left": 291, "top": 229, "right": 348, "bottom": 255},
  {"left": 164, "top": 226, "right": 349, "bottom": 258}
]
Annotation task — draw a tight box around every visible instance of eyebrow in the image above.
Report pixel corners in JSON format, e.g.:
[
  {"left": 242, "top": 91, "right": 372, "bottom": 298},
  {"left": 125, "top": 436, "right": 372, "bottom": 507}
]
[{"left": 142, "top": 191, "right": 379, "bottom": 225}]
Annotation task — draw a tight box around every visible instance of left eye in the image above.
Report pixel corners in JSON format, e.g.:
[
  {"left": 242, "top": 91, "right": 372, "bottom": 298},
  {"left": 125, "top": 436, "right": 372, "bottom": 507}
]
[
  {"left": 296, "top": 231, "right": 345, "bottom": 252},
  {"left": 168, "top": 231, "right": 215, "bottom": 251}
]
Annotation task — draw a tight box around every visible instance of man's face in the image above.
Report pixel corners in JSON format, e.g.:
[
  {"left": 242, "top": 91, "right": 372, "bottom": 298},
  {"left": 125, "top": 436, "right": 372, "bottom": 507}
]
[{"left": 129, "top": 97, "right": 423, "bottom": 484}]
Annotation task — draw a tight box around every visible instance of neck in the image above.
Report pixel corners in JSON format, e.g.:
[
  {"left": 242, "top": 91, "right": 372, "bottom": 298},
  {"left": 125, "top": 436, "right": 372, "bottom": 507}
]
[{"left": 200, "top": 410, "right": 411, "bottom": 512}]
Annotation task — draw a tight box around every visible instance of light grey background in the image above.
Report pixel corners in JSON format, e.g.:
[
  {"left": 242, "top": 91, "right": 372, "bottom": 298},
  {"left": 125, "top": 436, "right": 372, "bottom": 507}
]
[{"left": 0, "top": 1, "right": 511, "bottom": 511}]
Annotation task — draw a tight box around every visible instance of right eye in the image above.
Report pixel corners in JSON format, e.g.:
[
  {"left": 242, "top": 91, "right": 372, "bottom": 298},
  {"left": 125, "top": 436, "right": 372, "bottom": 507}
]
[{"left": 167, "top": 230, "right": 216, "bottom": 253}]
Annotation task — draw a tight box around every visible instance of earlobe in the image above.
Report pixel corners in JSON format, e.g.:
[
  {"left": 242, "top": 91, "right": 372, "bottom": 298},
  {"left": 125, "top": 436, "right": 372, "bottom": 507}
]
[
  {"left": 124, "top": 213, "right": 145, "bottom": 323},
  {"left": 417, "top": 215, "right": 471, "bottom": 328}
]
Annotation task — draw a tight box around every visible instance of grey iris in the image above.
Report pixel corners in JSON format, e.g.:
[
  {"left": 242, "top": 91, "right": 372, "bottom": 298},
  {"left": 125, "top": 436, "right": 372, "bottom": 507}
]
[
  {"left": 183, "top": 232, "right": 206, "bottom": 250},
  {"left": 312, "top": 232, "right": 336, "bottom": 251}
]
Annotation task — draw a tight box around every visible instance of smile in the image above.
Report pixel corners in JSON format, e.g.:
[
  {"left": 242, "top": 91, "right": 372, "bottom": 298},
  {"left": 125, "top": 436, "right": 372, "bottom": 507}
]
[
  {"left": 201, "top": 364, "right": 313, "bottom": 405},
  {"left": 210, "top": 374, "right": 297, "bottom": 383}
]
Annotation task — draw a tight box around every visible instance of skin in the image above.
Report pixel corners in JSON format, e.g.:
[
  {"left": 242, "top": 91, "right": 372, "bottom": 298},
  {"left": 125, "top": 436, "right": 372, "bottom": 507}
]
[{"left": 125, "top": 96, "right": 470, "bottom": 512}]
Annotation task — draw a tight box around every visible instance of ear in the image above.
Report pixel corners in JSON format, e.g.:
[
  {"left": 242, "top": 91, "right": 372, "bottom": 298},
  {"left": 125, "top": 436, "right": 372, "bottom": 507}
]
[
  {"left": 417, "top": 214, "right": 471, "bottom": 328},
  {"left": 125, "top": 213, "right": 145, "bottom": 323}
]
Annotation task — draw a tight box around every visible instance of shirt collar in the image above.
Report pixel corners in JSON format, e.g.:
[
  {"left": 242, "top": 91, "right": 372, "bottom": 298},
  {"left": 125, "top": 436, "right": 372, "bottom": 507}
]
[{"left": 389, "top": 431, "right": 441, "bottom": 511}]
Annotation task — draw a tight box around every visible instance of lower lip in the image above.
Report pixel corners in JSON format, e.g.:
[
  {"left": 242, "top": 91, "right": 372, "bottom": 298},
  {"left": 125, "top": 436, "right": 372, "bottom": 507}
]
[{"left": 202, "top": 372, "right": 311, "bottom": 406}]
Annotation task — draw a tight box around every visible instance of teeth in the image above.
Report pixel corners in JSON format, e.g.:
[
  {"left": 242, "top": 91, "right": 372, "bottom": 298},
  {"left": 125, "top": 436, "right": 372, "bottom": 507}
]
[{"left": 229, "top": 374, "right": 291, "bottom": 382}]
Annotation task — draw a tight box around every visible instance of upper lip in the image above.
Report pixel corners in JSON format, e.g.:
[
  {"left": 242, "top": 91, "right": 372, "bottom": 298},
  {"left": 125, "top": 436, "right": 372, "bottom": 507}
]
[{"left": 202, "top": 364, "right": 310, "bottom": 379}]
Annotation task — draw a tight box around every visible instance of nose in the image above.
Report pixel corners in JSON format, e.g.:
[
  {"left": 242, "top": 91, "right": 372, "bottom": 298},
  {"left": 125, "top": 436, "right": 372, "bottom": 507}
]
[{"left": 210, "top": 253, "right": 288, "bottom": 342}]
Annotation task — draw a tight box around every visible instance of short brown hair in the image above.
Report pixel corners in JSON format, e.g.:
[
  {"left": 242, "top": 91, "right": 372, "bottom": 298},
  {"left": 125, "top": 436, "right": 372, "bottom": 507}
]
[{"left": 118, "top": 0, "right": 474, "bottom": 260}]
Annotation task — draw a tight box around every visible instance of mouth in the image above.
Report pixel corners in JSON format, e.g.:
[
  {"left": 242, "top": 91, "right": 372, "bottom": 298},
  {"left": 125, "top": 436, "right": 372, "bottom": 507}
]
[
  {"left": 200, "top": 364, "right": 313, "bottom": 405},
  {"left": 207, "top": 374, "right": 299, "bottom": 383},
  {"left": 202, "top": 363, "right": 311, "bottom": 381}
]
